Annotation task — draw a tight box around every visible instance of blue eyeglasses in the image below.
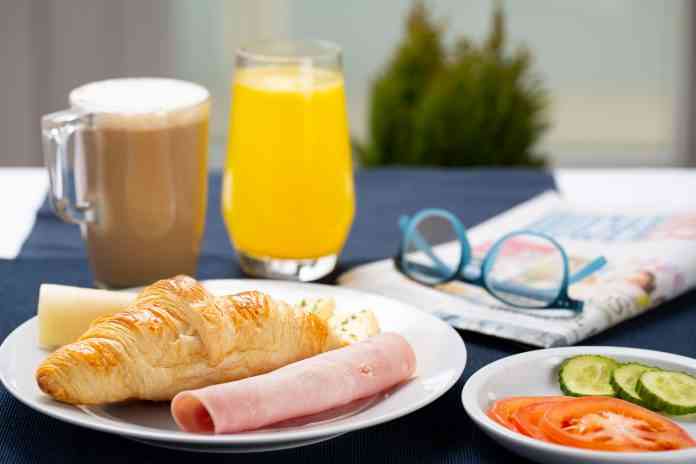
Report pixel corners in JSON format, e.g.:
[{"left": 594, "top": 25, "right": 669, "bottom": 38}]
[{"left": 394, "top": 209, "right": 607, "bottom": 311}]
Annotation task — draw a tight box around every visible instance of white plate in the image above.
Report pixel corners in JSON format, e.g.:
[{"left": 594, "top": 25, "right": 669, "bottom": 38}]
[
  {"left": 0, "top": 279, "right": 466, "bottom": 453},
  {"left": 462, "top": 346, "right": 696, "bottom": 464}
]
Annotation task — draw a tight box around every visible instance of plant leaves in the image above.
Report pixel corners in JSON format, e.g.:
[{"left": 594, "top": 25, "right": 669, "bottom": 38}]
[{"left": 365, "top": 1, "right": 549, "bottom": 167}]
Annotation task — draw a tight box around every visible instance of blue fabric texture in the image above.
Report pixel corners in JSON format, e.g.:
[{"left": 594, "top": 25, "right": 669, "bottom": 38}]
[{"left": 5, "top": 169, "right": 695, "bottom": 463}]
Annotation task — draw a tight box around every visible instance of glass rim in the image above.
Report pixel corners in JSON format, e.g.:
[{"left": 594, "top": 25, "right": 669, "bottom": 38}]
[{"left": 236, "top": 39, "right": 341, "bottom": 63}]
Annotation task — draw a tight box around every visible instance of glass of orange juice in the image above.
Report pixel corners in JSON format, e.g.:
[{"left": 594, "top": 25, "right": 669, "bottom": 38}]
[{"left": 223, "top": 40, "right": 355, "bottom": 280}]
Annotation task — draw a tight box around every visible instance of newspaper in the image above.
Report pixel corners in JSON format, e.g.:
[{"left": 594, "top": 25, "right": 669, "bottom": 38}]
[{"left": 338, "top": 191, "right": 696, "bottom": 347}]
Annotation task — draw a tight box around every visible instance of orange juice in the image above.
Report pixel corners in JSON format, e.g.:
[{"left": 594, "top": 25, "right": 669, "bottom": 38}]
[{"left": 223, "top": 66, "right": 355, "bottom": 259}]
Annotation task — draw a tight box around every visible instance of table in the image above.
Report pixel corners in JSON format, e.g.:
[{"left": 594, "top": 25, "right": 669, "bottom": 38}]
[
  {"left": 2, "top": 167, "right": 696, "bottom": 464},
  {"left": 5, "top": 167, "right": 696, "bottom": 259}
]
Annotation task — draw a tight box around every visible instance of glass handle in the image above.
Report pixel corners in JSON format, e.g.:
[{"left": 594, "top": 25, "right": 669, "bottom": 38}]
[{"left": 41, "top": 109, "right": 94, "bottom": 225}]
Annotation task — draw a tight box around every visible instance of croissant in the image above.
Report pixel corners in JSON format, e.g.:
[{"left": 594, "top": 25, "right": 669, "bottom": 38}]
[{"left": 36, "top": 275, "right": 379, "bottom": 405}]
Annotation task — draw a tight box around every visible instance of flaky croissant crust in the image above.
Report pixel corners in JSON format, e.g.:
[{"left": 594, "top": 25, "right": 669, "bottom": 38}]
[{"left": 36, "top": 276, "right": 346, "bottom": 404}]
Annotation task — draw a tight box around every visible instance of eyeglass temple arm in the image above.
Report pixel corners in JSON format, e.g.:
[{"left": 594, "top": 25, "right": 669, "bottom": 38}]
[
  {"left": 464, "top": 256, "right": 606, "bottom": 309},
  {"left": 399, "top": 215, "right": 452, "bottom": 278},
  {"left": 407, "top": 260, "right": 554, "bottom": 301},
  {"left": 485, "top": 256, "right": 607, "bottom": 307},
  {"left": 568, "top": 256, "right": 607, "bottom": 284}
]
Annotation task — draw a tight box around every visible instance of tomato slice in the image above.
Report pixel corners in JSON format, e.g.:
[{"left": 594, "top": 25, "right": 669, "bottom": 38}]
[
  {"left": 511, "top": 397, "right": 574, "bottom": 440},
  {"left": 487, "top": 396, "right": 570, "bottom": 433},
  {"left": 539, "top": 397, "right": 696, "bottom": 452}
]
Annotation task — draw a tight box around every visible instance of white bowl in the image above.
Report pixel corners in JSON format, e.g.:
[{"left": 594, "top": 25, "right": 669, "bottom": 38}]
[{"left": 461, "top": 346, "right": 696, "bottom": 464}]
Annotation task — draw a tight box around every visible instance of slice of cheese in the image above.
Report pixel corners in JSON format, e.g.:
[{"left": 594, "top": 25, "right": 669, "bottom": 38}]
[{"left": 37, "top": 284, "right": 137, "bottom": 349}]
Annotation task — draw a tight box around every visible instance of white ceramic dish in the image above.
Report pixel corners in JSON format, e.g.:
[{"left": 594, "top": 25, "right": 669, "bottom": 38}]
[
  {"left": 462, "top": 346, "right": 696, "bottom": 464},
  {"left": 0, "top": 279, "right": 466, "bottom": 453}
]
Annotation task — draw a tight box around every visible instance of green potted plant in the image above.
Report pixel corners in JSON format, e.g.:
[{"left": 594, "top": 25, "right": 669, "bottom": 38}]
[{"left": 361, "top": 1, "right": 549, "bottom": 167}]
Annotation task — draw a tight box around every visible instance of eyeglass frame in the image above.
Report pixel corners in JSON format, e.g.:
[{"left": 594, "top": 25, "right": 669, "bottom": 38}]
[{"left": 394, "top": 208, "right": 607, "bottom": 312}]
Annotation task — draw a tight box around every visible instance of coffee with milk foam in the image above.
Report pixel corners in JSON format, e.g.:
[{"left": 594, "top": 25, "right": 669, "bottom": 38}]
[{"left": 71, "top": 78, "right": 210, "bottom": 287}]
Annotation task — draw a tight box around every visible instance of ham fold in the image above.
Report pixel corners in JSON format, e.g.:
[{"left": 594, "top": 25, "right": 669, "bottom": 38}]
[{"left": 171, "top": 332, "right": 416, "bottom": 434}]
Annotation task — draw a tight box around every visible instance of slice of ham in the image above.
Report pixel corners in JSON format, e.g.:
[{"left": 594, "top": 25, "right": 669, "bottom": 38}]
[{"left": 171, "top": 332, "right": 416, "bottom": 434}]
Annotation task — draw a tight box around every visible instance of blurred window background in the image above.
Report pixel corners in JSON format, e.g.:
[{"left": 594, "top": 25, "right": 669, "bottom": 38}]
[{"left": 1, "top": 0, "right": 691, "bottom": 167}]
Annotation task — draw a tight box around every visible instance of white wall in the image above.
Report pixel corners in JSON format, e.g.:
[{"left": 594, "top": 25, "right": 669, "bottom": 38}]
[{"left": 1, "top": 1, "right": 43, "bottom": 166}]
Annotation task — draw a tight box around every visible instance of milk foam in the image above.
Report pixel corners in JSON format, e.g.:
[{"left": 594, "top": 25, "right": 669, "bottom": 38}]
[
  {"left": 70, "top": 78, "right": 208, "bottom": 114},
  {"left": 69, "top": 78, "right": 209, "bottom": 129}
]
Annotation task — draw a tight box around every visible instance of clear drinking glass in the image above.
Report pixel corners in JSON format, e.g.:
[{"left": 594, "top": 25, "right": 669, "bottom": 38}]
[
  {"left": 222, "top": 40, "right": 355, "bottom": 281},
  {"left": 41, "top": 78, "right": 210, "bottom": 288}
]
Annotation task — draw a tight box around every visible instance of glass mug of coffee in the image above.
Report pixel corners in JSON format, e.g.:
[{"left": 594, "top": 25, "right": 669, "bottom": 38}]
[{"left": 41, "top": 78, "right": 210, "bottom": 288}]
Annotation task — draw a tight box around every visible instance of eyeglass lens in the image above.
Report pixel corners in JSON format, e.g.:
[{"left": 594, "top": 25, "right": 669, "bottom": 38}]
[
  {"left": 402, "top": 214, "right": 461, "bottom": 284},
  {"left": 484, "top": 234, "right": 565, "bottom": 308}
]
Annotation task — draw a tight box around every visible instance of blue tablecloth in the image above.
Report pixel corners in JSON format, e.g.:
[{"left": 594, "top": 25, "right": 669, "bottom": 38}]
[{"left": 3, "top": 169, "right": 696, "bottom": 463}]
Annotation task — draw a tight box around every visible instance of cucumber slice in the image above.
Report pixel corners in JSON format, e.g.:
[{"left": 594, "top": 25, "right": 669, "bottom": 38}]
[
  {"left": 637, "top": 370, "right": 696, "bottom": 415},
  {"left": 611, "top": 363, "right": 657, "bottom": 408},
  {"left": 559, "top": 355, "right": 618, "bottom": 397}
]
